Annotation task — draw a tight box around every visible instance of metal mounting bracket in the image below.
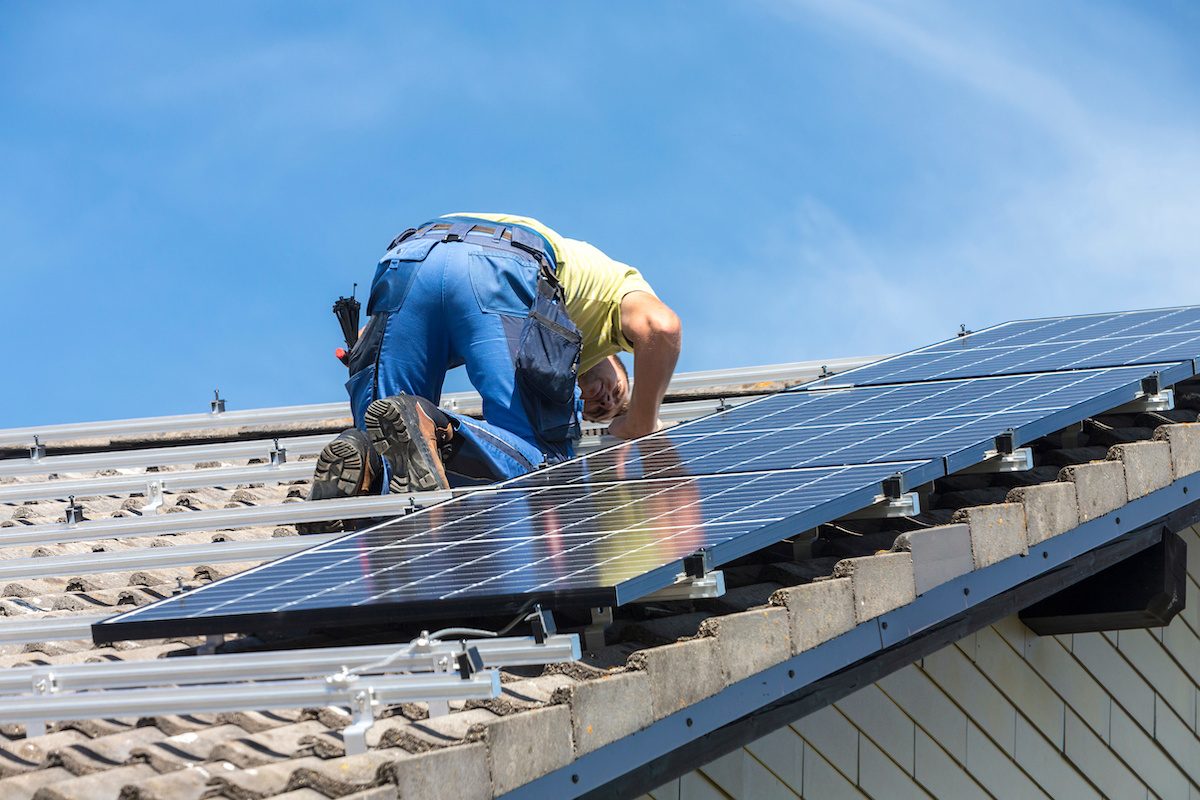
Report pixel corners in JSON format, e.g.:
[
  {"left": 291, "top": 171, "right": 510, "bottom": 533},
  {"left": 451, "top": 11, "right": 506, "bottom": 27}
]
[
  {"left": 959, "top": 447, "right": 1034, "bottom": 475},
  {"left": 1111, "top": 387, "right": 1174, "bottom": 414},
  {"left": 198, "top": 634, "right": 226, "bottom": 655},
  {"left": 210, "top": 389, "right": 226, "bottom": 414},
  {"left": 141, "top": 480, "right": 165, "bottom": 514},
  {"left": 269, "top": 439, "right": 287, "bottom": 466},
  {"left": 583, "top": 607, "right": 613, "bottom": 653},
  {"left": 841, "top": 492, "right": 921, "bottom": 520},
  {"left": 29, "top": 436, "right": 45, "bottom": 461},
  {"left": 638, "top": 570, "right": 726, "bottom": 603},
  {"left": 341, "top": 687, "right": 376, "bottom": 756},
  {"left": 64, "top": 497, "right": 86, "bottom": 525}
]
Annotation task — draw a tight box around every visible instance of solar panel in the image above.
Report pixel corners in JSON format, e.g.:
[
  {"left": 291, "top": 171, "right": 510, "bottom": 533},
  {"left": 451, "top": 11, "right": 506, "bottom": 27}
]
[
  {"left": 510, "top": 364, "right": 1186, "bottom": 487},
  {"left": 807, "top": 306, "right": 1200, "bottom": 388},
  {"left": 94, "top": 462, "right": 924, "bottom": 639},
  {"left": 94, "top": 308, "right": 1200, "bottom": 642}
]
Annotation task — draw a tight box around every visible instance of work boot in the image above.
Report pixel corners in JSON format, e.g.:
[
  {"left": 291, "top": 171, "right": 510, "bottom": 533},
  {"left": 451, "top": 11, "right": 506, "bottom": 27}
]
[
  {"left": 299, "top": 428, "right": 381, "bottom": 534},
  {"left": 364, "top": 394, "right": 454, "bottom": 492}
]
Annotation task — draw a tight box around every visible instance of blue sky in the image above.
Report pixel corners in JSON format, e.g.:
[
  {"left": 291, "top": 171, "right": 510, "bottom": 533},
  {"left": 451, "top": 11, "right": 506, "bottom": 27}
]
[{"left": 3, "top": 1, "right": 1198, "bottom": 426}]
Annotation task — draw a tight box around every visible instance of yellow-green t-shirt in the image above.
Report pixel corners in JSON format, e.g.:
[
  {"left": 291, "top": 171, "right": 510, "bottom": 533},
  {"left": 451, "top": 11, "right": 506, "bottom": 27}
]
[{"left": 445, "top": 213, "right": 656, "bottom": 372}]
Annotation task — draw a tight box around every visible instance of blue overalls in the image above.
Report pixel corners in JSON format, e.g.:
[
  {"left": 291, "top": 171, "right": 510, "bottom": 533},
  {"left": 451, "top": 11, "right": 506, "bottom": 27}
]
[{"left": 344, "top": 217, "right": 583, "bottom": 487}]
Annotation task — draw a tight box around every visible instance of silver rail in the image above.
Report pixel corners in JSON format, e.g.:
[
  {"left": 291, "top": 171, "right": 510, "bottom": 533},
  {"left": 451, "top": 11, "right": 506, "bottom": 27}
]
[
  {"left": 0, "top": 358, "right": 878, "bottom": 449},
  {"left": 0, "top": 492, "right": 454, "bottom": 549},
  {"left": 0, "top": 535, "right": 335, "bottom": 582},
  {"left": 0, "top": 461, "right": 314, "bottom": 504},
  {"left": 0, "top": 614, "right": 109, "bottom": 646},
  {"left": 4, "top": 671, "right": 502, "bottom": 740},
  {"left": 0, "top": 634, "right": 580, "bottom": 695},
  {"left": 0, "top": 435, "right": 331, "bottom": 479}
]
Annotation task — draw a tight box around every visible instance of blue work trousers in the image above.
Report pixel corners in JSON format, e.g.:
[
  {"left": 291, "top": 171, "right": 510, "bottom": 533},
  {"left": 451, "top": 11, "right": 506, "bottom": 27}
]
[{"left": 346, "top": 238, "right": 579, "bottom": 486}]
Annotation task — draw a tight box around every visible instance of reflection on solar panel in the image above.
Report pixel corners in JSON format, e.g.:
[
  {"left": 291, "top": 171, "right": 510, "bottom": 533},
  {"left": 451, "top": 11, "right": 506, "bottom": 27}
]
[
  {"left": 94, "top": 306, "right": 1200, "bottom": 642},
  {"left": 810, "top": 307, "right": 1200, "bottom": 387},
  {"left": 95, "top": 463, "right": 924, "bottom": 637}
]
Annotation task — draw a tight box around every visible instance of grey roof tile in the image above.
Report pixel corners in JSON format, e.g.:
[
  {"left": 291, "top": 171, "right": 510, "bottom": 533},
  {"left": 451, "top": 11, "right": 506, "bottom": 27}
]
[
  {"left": 115, "top": 765, "right": 213, "bottom": 800},
  {"left": 30, "top": 762, "right": 158, "bottom": 800},
  {"left": 207, "top": 721, "right": 327, "bottom": 768},
  {"left": 0, "top": 765, "right": 76, "bottom": 800},
  {"left": 52, "top": 726, "right": 169, "bottom": 776},
  {"left": 129, "top": 724, "right": 248, "bottom": 773}
]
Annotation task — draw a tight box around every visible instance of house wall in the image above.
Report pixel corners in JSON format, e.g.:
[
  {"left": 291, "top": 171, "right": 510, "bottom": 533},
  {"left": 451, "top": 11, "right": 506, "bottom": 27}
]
[{"left": 644, "top": 524, "right": 1200, "bottom": 800}]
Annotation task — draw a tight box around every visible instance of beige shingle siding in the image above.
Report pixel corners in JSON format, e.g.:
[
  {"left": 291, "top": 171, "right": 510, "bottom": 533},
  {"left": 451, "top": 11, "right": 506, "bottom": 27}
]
[{"left": 662, "top": 526, "right": 1200, "bottom": 799}]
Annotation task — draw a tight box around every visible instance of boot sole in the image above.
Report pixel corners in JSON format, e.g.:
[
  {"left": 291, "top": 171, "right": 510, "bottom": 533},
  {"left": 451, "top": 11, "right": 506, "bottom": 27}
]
[
  {"left": 299, "top": 437, "right": 373, "bottom": 534},
  {"left": 364, "top": 398, "right": 449, "bottom": 492},
  {"left": 310, "top": 437, "right": 369, "bottom": 501}
]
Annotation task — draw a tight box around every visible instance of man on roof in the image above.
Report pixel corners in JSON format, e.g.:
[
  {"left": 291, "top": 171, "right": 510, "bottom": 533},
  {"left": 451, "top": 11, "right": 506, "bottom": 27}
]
[{"left": 310, "top": 213, "right": 681, "bottom": 503}]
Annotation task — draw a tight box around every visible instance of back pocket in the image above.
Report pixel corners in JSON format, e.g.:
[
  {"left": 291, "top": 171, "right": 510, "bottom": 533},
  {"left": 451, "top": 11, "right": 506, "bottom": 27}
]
[
  {"left": 468, "top": 252, "right": 539, "bottom": 316},
  {"left": 367, "top": 238, "right": 438, "bottom": 315}
]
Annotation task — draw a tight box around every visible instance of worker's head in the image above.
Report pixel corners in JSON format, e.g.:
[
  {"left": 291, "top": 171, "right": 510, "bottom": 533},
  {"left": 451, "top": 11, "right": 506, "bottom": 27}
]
[{"left": 579, "top": 355, "right": 630, "bottom": 423}]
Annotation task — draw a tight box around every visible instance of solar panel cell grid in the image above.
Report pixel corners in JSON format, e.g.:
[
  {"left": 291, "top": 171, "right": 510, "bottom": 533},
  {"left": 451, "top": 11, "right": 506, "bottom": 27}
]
[
  {"left": 99, "top": 462, "right": 918, "bottom": 631},
  {"left": 809, "top": 307, "right": 1200, "bottom": 387},
  {"left": 511, "top": 365, "right": 1170, "bottom": 485}
]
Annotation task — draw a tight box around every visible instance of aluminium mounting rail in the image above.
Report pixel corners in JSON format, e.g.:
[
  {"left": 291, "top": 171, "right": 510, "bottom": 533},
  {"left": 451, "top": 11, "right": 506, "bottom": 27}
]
[
  {"left": 0, "top": 633, "right": 581, "bottom": 695},
  {"left": 0, "top": 614, "right": 109, "bottom": 646},
  {"left": 0, "top": 397, "right": 746, "bottom": 498},
  {"left": 5, "top": 670, "right": 503, "bottom": 743},
  {"left": 0, "top": 461, "right": 314, "bottom": 504},
  {"left": 0, "top": 534, "right": 337, "bottom": 581},
  {"left": 0, "top": 492, "right": 457, "bottom": 549},
  {"left": 0, "top": 435, "right": 331, "bottom": 479},
  {"left": 0, "top": 358, "right": 877, "bottom": 448}
]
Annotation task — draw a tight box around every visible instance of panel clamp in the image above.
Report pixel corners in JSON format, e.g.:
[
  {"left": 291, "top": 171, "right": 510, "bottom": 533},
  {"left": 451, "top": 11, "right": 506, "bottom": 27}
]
[
  {"left": 1111, "top": 372, "right": 1174, "bottom": 414},
  {"left": 959, "top": 430, "right": 1034, "bottom": 475},
  {"left": 842, "top": 474, "right": 921, "bottom": 520}
]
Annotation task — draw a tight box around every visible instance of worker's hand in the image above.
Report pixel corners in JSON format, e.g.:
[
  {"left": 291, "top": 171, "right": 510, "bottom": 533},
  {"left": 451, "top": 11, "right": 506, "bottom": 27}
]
[{"left": 607, "top": 413, "right": 662, "bottom": 440}]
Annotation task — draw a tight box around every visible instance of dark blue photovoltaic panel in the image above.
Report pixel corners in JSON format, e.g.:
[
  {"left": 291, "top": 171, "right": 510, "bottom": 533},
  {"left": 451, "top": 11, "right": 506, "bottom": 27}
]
[
  {"left": 93, "top": 308, "right": 1200, "bottom": 642},
  {"left": 96, "top": 462, "right": 922, "bottom": 636},
  {"left": 806, "top": 306, "right": 1200, "bottom": 387},
  {"left": 509, "top": 365, "right": 1177, "bottom": 487}
]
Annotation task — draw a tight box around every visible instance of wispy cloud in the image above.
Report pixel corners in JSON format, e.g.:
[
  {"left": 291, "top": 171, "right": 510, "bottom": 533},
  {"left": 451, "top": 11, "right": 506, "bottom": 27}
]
[{"left": 741, "top": 0, "right": 1200, "bottom": 358}]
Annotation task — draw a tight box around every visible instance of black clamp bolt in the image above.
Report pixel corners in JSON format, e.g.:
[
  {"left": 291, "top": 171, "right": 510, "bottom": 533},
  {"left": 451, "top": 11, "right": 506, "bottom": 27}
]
[
  {"left": 529, "top": 604, "right": 557, "bottom": 644},
  {"left": 994, "top": 429, "right": 1015, "bottom": 455},
  {"left": 1141, "top": 372, "right": 1162, "bottom": 396},
  {"left": 882, "top": 473, "right": 905, "bottom": 500},
  {"left": 683, "top": 549, "right": 712, "bottom": 579},
  {"left": 456, "top": 646, "right": 485, "bottom": 679}
]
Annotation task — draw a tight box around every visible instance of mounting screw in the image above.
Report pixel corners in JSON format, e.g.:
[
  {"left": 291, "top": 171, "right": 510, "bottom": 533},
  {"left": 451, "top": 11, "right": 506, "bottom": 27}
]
[
  {"left": 65, "top": 495, "right": 86, "bottom": 525},
  {"left": 211, "top": 389, "right": 226, "bottom": 414},
  {"left": 957, "top": 324, "right": 972, "bottom": 337}
]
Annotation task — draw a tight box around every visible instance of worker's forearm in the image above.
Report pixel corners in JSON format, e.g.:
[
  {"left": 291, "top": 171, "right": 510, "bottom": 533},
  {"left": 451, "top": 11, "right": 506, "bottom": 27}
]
[{"left": 627, "top": 331, "right": 681, "bottom": 428}]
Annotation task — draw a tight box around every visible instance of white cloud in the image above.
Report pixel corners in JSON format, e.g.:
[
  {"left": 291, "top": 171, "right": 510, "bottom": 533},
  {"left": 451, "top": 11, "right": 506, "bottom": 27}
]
[{"left": 748, "top": 0, "right": 1200, "bottom": 356}]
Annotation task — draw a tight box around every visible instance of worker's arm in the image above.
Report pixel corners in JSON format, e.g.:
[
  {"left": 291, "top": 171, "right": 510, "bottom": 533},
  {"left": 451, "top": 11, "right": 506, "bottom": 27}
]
[{"left": 608, "top": 291, "right": 682, "bottom": 440}]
